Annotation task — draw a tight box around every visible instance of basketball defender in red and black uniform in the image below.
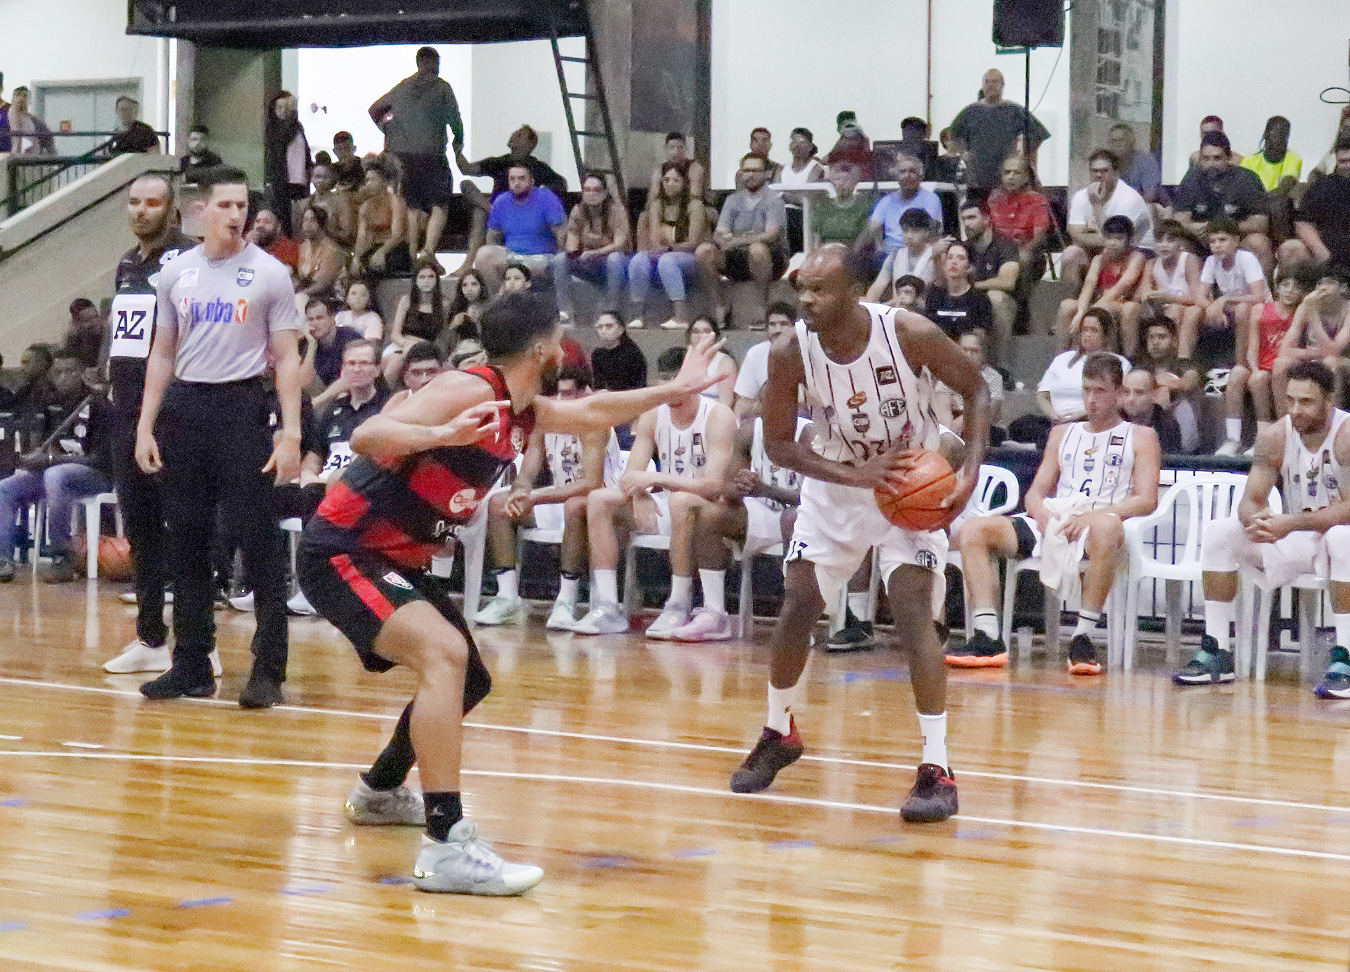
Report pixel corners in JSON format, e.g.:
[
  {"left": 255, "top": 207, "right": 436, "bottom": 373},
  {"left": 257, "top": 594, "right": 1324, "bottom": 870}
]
[{"left": 298, "top": 292, "right": 722, "bottom": 895}]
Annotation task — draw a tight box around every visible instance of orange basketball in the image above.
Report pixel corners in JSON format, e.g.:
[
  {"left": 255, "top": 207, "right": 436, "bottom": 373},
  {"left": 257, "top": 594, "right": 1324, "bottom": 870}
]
[
  {"left": 874, "top": 449, "right": 958, "bottom": 531},
  {"left": 74, "top": 535, "right": 135, "bottom": 582}
]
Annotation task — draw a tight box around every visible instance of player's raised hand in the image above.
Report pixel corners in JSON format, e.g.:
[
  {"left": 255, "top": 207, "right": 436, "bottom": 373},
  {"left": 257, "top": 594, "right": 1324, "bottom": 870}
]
[
  {"left": 435, "top": 400, "right": 508, "bottom": 448},
  {"left": 668, "top": 332, "right": 728, "bottom": 397}
]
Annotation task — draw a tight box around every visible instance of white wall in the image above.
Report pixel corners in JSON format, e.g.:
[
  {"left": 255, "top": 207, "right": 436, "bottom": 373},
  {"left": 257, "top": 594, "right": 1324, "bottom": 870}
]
[
  {"left": 296, "top": 45, "right": 472, "bottom": 162},
  {"left": 709, "top": 0, "right": 1072, "bottom": 189},
  {"left": 0, "top": 0, "right": 171, "bottom": 136},
  {"left": 1162, "top": 0, "right": 1350, "bottom": 183},
  {"left": 295, "top": 39, "right": 580, "bottom": 188}
]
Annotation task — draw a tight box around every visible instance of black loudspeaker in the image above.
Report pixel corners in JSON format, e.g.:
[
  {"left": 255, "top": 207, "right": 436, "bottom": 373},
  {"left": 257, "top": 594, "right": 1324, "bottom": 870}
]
[{"left": 992, "top": 0, "right": 1064, "bottom": 48}]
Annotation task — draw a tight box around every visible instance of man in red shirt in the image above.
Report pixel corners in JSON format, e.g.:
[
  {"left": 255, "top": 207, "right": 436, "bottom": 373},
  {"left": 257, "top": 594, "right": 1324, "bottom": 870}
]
[
  {"left": 247, "top": 209, "right": 300, "bottom": 270},
  {"left": 986, "top": 155, "right": 1052, "bottom": 282}
]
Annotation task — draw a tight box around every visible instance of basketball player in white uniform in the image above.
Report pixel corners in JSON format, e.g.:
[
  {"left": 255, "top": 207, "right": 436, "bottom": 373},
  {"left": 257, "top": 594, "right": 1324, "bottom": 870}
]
[
  {"left": 950, "top": 353, "right": 1160, "bottom": 674},
  {"left": 659, "top": 415, "right": 814, "bottom": 642},
  {"left": 474, "top": 364, "right": 623, "bottom": 630},
  {"left": 574, "top": 347, "right": 738, "bottom": 636},
  {"left": 728, "top": 244, "right": 990, "bottom": 824},
  {"left": 1175, "top": 360, "right": 1350, "bottom": 696}
]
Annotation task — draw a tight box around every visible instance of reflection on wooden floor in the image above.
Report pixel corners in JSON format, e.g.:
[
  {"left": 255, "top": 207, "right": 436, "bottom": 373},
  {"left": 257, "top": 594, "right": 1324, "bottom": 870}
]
[{"left": 1, "top": 577, "right": 1349, "bottom": 971}]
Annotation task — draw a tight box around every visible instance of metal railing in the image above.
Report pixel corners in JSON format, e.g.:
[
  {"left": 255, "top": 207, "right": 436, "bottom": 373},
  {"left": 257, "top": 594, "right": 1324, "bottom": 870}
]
[{"left": 2, "top": 130, "right": 168, "bottom": 218}]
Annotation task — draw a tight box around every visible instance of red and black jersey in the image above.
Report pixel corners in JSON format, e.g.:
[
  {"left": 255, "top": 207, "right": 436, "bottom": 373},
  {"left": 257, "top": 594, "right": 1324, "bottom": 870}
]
[{"left": 303, "top": 366, "right": 534, "bottom": 568}]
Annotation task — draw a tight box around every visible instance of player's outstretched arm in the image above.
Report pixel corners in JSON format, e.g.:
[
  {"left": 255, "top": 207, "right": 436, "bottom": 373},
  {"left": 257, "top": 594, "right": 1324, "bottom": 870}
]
[
  {"left": 349, "top": 370, "right": 507, "bottom": 461},
  {"left": 897, "top": 310, "right": 991, "bottom": 511},
  {"left": 535, "top": 334, "right": 725, "bottom": 434}
]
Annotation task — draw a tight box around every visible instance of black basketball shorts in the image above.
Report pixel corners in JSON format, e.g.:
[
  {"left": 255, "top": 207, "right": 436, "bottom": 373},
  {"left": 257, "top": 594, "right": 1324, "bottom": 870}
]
[{"left": 297, "top": 541, "right": 491, "bottom": 713}]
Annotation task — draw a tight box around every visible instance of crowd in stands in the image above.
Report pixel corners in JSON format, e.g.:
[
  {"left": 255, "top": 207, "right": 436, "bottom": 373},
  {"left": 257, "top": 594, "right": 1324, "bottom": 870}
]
[
  {"left": 6, "top": 51, "right": 1350, "bottom": 682},
  {"left": 0, "top": 72, "right": 161, "bottom": 155}
]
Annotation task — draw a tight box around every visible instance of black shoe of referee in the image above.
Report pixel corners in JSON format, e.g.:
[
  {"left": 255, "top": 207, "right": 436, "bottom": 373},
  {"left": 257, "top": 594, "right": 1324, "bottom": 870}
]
[
  {"left": 141, "top": 665, "right": 216, "bottom": 700},
  {"left": 239, "top": 668, "right": 285, "bottom": 709}
]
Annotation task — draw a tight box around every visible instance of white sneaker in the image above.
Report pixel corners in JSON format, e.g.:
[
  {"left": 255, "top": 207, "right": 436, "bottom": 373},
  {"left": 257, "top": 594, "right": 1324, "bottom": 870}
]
[
  {"left": 344, "top": 777, "right": 425, "bottom": 825},
  {"left": 544, "top": 597, "right": 578, "bottom": 631},
  {"left": 571, "top": 603, "right": 630, "bottom": 635},
  {"left": 627, "top": 318, "right": 645, "bottom": 330},
  {"left": 209, "top": 649, "right": 223, "bottom": 678},
  {"left": 672, "top": 607, "right": 734, "bottom": 642},
  {"left": 286, "top": 590, "right": 317, "bottom": 616},
  {"left": 119, "top": 590, "right": 173, "bottom": 605},
  {"left": 412, "top": 822, "right": 544, "bottom": 895},
  {"left": 228, "top": 591, "right": 255, "bottom": 612},
  {"left": 1215, "top": 439, "right": 1241, "bottom": 457},
  {"left": 645, "top": 604, "right": 691, "bottom": 640},
  {"left": 659, "top": 318, "right": 686, "bottom": 330},
  {"left": 103, "top": 639, "right": 171, "bottom": 674},
  {"left": 472, "top": 595, "right": 525, "bottom": 627}
]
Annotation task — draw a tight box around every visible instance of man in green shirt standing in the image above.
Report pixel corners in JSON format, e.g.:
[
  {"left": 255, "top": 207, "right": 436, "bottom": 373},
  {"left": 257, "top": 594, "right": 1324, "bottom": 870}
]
[{"left": 369, "top": 47, "right": 465, "bottom": 264}]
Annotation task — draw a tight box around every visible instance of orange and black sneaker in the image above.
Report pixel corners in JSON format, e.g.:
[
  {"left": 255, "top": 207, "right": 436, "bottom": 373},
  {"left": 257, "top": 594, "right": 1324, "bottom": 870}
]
[
  {"left": 1066, "top": 634, "right": 1104, "bottom": 676},
  {"left": 945, "top": 631, "right": 1010, "bottom": 668},
  {"left": 901, "top": 764, "right": 959, "bottom": 822},
  {"left": 730, "top": 719, "right": 804, "bottom": 793}
]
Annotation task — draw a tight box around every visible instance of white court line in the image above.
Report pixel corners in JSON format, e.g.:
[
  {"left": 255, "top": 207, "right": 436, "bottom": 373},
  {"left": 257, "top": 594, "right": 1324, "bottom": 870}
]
[
  {"left": 60, "top": 742, "right": 104, "bottom": 750},
  {"left": 1, "top": 748, "right": 1348, "bottom": 865},
  {"left": 1, "top": 675, "right": 1348, "bottom": 817}
]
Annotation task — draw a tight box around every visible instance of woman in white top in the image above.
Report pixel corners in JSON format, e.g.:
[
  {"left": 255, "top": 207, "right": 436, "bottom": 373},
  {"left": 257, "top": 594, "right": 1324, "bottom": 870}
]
[
  {"left": 778, "top": 127, "right": 825, "bottom": 188},
  {"left": 1038, "top": 308, "right": 1131, "bottom": 423},
  {"left": 334, "top": 279, "right": 384, "bottom": 341},
  {"left": 688, "top": 316, "right": 738, "bottom": 408}
]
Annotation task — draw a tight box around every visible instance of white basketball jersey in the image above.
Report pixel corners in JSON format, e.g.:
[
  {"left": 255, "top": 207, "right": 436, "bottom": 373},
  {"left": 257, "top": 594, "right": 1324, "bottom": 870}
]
[
  {"left": 1280, "top": 410, "right": 1350, "bottom": 513},
  {"left": 750, "top": 416, "right": 811, "bottom": 512},
  {"left": 794, "top": 302, "right": 940, "bottom": 465},
  {"left": 544, "top": 429, "right": 622, "bottom": 490},
  {"left": 1053, "top": 420, "right": 1137, "bottom": 508},
  {"left": 655, "top": 396, "right": 714, "bottom": 478}
]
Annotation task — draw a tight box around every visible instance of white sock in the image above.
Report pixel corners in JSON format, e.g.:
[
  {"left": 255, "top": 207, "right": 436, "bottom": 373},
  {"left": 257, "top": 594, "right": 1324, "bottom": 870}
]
[
  {"left": 700, "top": 568, "right": 726, "bottom": 614},
  {"left": 917, "top": 712, "right": 949, "bottom": 769},
  {"left": 973, "top": 610, "right": 999, "bottom": 640},
  {"left": 1204, "top": 598, "right": 1235, "bottom": 652},
  {"left": 766, "top": 683, "right": 796, "bottom": 735},
  {"left": 1226, "top": 417, "right": 1242, "bottom": 443},
  {"left": 558, "top": 575, "right": 580, "bottom": 603},
  {"left": 496, "top": 569, "right": 518, "bottom": 600},
  {"left": 847, "top": 591, "right": 870, "bottom": 620},
  {"left": 668, "top": 574, "right": 693, "bottom": 608},
  {"left": 1335, "top": 613, "right": 1350, "bottom": 650},
  {"left": 1073, "top": 609, "right": 1101, "bottom": 637},
  {"left": 593, "top": 569, "right": 619, "bottom": 607}
]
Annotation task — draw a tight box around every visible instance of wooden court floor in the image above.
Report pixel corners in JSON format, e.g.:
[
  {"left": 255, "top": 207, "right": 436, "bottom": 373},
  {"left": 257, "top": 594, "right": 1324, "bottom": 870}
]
[{"left": 1, "top": 579, "right": 1349, "bottom": 971}]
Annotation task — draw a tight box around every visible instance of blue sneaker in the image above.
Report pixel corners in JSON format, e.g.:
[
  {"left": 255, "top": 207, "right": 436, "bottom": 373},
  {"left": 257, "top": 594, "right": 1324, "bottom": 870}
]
[{"left": 1315, "top": 646, "right": 1350, "bottom": 699}]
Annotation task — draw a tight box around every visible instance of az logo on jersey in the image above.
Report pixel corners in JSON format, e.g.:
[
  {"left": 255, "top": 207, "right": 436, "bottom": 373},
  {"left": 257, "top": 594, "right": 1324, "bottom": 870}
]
[
  {"left": 878, "top": 398, "right": 906, "bottom": 419},
  {"left": 847, "top": 390, "right": 868, "bottom": 409},
  {"left": 874, "top": 365, "right": 898, "bottom": 385}
]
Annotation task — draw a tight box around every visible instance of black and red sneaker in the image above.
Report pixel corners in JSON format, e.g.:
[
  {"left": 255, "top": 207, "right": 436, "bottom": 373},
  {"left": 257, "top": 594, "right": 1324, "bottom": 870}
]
[
  {"left": 730, "top": 720, "right": 804, "bottom": 793},
  {"left": 901, "top": 763, "right": 959, "bottom": 822}
]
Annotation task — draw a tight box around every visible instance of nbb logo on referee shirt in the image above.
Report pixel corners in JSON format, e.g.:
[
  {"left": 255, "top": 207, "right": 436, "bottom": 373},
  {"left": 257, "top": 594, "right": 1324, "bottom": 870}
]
[{"left": 180, "top": 297, "right": 249, "bottom": 324}]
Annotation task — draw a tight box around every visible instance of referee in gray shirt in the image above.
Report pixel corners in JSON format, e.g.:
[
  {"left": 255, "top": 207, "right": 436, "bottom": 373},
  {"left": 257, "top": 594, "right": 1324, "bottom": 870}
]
[{"left": 135, "top": 165, "right": 304, "bottom": 708}]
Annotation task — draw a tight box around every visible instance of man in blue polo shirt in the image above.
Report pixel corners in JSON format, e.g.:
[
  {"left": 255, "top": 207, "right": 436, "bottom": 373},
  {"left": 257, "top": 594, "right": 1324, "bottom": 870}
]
[{"left": 474, "top": 163, "right": 566, "bottom": 289}]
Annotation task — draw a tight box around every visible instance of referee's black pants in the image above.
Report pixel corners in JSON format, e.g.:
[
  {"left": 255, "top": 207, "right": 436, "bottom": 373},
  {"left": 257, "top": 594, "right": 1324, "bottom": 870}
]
[
  {"left": 109, "top": 410, "right": 168, "bottom": 648},
  {"left": 157, "top": 379, "right": 288, "bottom": 681}
]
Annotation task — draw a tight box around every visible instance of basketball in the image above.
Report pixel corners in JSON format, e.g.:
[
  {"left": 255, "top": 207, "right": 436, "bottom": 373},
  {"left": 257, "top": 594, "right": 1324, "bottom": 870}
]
[
  {"left": 875, "top": 449, "right": 958, "bottom": 531},
  {"left": 73, "top": 535, "right": 135, "bottom": 582}
]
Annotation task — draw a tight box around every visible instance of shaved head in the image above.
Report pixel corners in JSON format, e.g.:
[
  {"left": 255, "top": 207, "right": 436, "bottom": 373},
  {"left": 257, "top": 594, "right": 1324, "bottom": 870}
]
[{"left": 796, "top": 243, "right": 867, "bottom": 331}]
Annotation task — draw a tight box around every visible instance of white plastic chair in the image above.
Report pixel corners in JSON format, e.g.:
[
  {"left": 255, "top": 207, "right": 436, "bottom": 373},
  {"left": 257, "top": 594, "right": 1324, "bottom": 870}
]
[
  {"left": 280, "top": 517, "right": 304, "bottom": 595},
  {"left": 460, "top": 459, "right": 521, "bottom": 621},
  {"left": 80, "top": 493, "right": 125, "bottom": 579},
  {"left": 735, "top": 534, "right": 783, "bottom": 640},
  {"left": 1120, "top": 472, "right": 1248, "bottom": 670},
  {"left": 948, "top": 464, "right": 1020, "bottom": 636},
  {"left": 1236, "top": 487, "right": 1327, "bottom": 681}
]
